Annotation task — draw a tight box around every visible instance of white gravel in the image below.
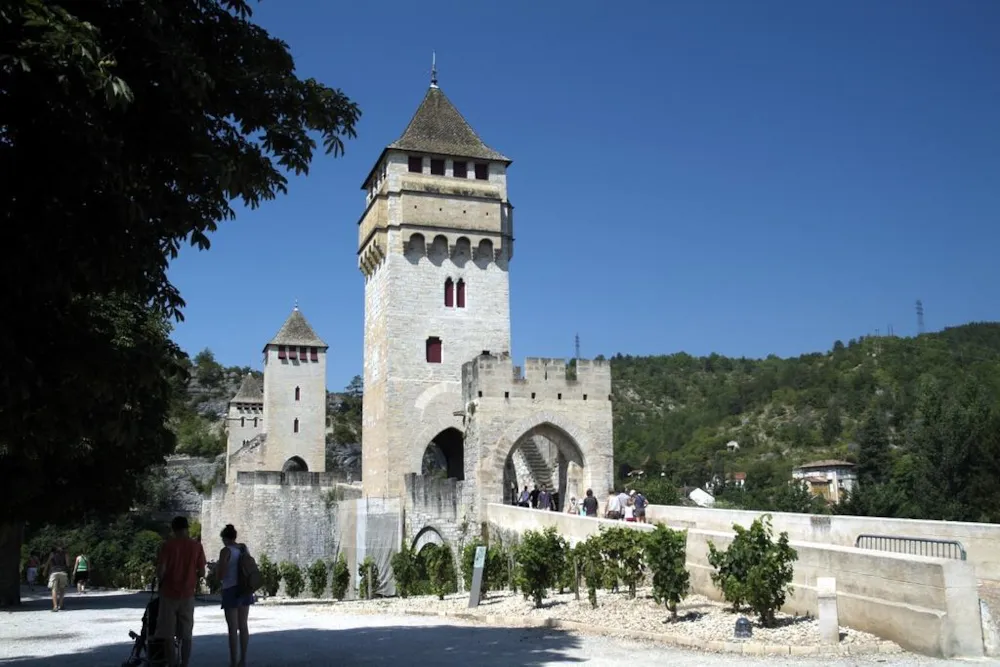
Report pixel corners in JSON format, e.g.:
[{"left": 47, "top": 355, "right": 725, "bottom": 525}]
[
  {"left": 0, "top": 586, "right": 978, "bottom": 666},
  {"left": 326, "top": 587, "right": 886, "bottom": 648}
]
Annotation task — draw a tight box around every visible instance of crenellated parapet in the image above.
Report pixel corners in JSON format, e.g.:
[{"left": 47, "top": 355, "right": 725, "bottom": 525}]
[
  {"left": 233, "top": 470, "right": 348, "bottom": 487},
  {"left": 461, "top": 353, "right": 612, "bottom": 403}
]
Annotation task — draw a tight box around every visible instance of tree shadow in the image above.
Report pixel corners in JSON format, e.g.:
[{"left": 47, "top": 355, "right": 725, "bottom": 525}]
[
  {"left": 2, "top": 588, "right": 219, "bottom": 614},
  {"left": 0, "top": 623, "right": 585, "bottom": 666}
]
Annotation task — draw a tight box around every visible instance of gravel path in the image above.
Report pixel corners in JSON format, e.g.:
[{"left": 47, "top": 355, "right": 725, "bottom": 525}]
[{"left": 0, "top": 587, "right": 982, "bottom": 666}]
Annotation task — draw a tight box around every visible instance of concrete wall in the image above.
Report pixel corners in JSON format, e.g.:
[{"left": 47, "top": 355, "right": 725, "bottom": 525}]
[
  {"left": 646, "top": 504, "right": 1000, "bottom": 583},
  {"left": 487, "top": 504, "right": 984, "bottom": 659},
  {"left": 200, "top": 471, "right": 362, "bottom": 569}
]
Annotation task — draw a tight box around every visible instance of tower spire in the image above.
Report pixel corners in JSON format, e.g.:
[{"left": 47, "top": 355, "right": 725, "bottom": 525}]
[{"left": 430, "top": 51, "right": 438, "bottom": 88}]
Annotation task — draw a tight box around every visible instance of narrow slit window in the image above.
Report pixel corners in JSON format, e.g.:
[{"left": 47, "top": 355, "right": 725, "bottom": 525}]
[
  {"left": 557, "top": 393, "right": 562, "bottom": 400},
  {"left": 456, "top": 279, "right": 466, "bottom": 308},
  {"left": 453, "top": 161, "right": 468, "bottom": 178},
  {"left": 241, "top": 417, "right": 245, "bottom": 427},
  {"left": 474, "top": 163, "right": 488, "bottom": 180},
  {"left": 444, "top": 278, "right": 454, "bottom": 307},
  {"left": 430, "top": 158, "right": 445, "bottom": 175},
  {"left": 253, "top": 418, "right": 258, "bottom": 427},
  {"left": 293, "top": 418, "right": 299, "bottom": 434},
  {"left": 426, "top": 336, "right": 442, "bottom": 363},
  {"left": 408, "top": 156, "right": 423, "bottom": 173},
  {"left": 295, "top": 386, "right": 300, "bottom": 401}
]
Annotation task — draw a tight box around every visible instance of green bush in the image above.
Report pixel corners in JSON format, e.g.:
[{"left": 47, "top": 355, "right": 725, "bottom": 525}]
[
  {"left": 707, "top": 515, "right": 797, "bottom": 626},
  {"left": 460, "top": 539, "right": 508, "bottom": 601},
  {"left": 514, "top": 527, "right": 566, "bottom": 607},
  {"left": 279, "top": 562, "right": 304, "bottom": 598},
  {"left": 390, "top": 544, "right": 419, "bottom": 598},
  {"left": 644, "top": 525, "right": 690, "bottom": 621},
  {"left": 259, "top": 554, "right": 281, "bottom": 597},
  {"left": 331, "top": 554, "right": 350, "bottom": 600},
  {"left": 306, "top": 559, "right": 329, "bottom": 598},
  {"left": 358, "top": 556, "right": 379, "bottom": 599},
  {"left": 425, "top": 544, "right": 457, "bottom": 600},
  {"left": 577, "top": 536, "right": 606, "bottom": 608},
  {"left": 598, "top": 526, "right": 645, "bottom": 598}
]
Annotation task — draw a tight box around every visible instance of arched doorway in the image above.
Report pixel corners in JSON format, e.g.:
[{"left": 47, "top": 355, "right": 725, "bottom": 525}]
[
  {"left": 282, "top": 456, "right": 308, "bottom": 473},
  {"left": 421, "top": 428, "right": 464, "bottom": 480},
  {"left": 502, "top": 423, "right": 585, "bottom": 512}
]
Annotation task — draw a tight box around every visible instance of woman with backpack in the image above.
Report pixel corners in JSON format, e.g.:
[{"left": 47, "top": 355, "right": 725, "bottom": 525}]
[{"left": 218, "top": 524, "right": 254, "bottom": 667}]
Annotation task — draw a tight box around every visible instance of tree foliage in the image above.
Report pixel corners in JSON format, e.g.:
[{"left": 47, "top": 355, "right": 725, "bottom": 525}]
[
  {"left": 390, "top": 543, "right": 419, "bottom": 599},
  {"left": 0, "top": 0, "right": 359, "bottom": 605},
  {"left": 279, "top": 562, "right": 304, "bottom": 599},
  {"left": 306, "top": 559, "right": 328, "bottom": 599},
  {"left": 258, "top": 554, "right": 281, "bottom": 598},
  {"left": 331, "top": 554, "right": 350, "bottom": 601},
  {"left": 514, "top": 527, "right": 567, "bottom": 608}
]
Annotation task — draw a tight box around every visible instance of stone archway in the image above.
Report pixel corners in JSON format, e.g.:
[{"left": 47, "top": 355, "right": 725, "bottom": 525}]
[
  {"left": 282, "top": 456, "right": 308, "bottom": 473},
  {"left": 411, "top": 526, "right": 445, "bottom": 553},
  {"left": 421, "top": 428, "right": 464, "bottom": 481},
  {"left": 502, "top": 422, "right": 586, "bottom": 513}
]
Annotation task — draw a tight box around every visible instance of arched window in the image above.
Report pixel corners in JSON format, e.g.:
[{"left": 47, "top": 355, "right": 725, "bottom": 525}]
[
  {"left": 295, "top": 386, "right": 300, "bottom": 401},
  {"left": 240, "top": 417, "right": 245, "bottom": 427},
  {"left": 444, "top": 278, "right": 454, "bottom": 307},
  {"left": 456, "top": 279, "right": 466, "bottom": 308},
  {"left": 293, "top": 418, "right": 299, "bottom": 434}
]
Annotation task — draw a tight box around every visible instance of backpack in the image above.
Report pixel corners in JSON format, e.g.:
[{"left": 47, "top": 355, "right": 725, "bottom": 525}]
[{"left": 236, "top": 544, "right": 262, "bottom": 595}]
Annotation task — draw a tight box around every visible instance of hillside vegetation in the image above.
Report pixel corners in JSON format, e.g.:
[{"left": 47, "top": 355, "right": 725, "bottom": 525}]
[{"left": 612, "top": 322, "right": 1000, "bottom": 520}]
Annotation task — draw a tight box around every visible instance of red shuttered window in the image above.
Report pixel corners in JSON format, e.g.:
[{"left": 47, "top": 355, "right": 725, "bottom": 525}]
[
  {"left": 444, "top": 278, "right": 454, "bottom": 307},
  {"left": 299, "top": 346, "right": 308, "bottom": 360},
  {"left": 453, "top": 161, "right": 467, "bottom": 178},
  {"left": 408, "top": 156, "right": 423, "bottom": 173},
  {"left": 287, "top": 347, "right": 297, "bottom": 361},
  {"left": 456, "top": 279, "right": 466, "bottom": 308},
  {"left": 426, "top": 337, "right": 442, "bottom": 363},
  {"left": 278, "top": 346, "right": 287, "bottom": 360},
  {"left": 310, "top": 347, "right": 318, "bottom": 361}
]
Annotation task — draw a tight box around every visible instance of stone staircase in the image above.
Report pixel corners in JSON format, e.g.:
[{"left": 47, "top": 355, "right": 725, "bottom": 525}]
[{"left": 514, "top": 438, "right": 554, "bottom": 491}]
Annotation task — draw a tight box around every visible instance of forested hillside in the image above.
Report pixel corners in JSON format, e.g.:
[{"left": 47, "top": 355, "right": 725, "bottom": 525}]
[{"left": 611, "top": 322, "right": 1000, "bottom": 521}]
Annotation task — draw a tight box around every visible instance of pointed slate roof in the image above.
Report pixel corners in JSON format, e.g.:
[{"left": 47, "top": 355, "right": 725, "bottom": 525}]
[
  {"left": 231, "top": 373, "right": 263, "bottom": 404},
  {"left": 389, "top": 86, "right": 510, "bottom": 163},
  {"left": 265, "top": 306, "right": 327, "bottom": 350}
]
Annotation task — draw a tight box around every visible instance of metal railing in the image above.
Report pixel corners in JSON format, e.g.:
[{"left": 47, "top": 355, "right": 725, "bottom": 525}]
[{"left": 855, "top": 534, "right": 967, "bottom": 560}]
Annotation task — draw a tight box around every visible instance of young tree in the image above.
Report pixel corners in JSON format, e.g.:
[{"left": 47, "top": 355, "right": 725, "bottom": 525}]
[
  {"left": 0, "top": 0, "right": 359, "bottom": 605},
  {"left": 644, "top": 525, "right": 690, "bottom": 621}
]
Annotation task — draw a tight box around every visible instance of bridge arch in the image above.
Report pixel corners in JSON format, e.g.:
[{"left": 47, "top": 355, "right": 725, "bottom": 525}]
[
  {"left": 281, "top": 456, "right": 308, "bottom": 473},
  {"left": 411, "top": 525, "right": 446, "bottom": 553}
]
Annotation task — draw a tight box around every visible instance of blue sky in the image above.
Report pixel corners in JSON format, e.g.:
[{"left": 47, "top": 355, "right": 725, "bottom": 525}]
[{"left": 167, "top": 0, "right": 1000, "bottom": 390}]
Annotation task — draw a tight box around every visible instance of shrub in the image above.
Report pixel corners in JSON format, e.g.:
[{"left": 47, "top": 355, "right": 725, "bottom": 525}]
[
  {"left": 358, "top": 556, "right": 379, "bottom": 599},
  {"left": 307, "top": 559, "right": 329, "bottom": 598},
  {"left": 279, "top": 562, "right": 304, "bottom": 598},
  {"left": 644, "top": 525, "right": 690, "bottom": 621},
  {"left": 259, "top": 555, "right": 281, "bottom": 597},
  {"left": 598, "top": 526, "right": 645, "bottom": 599},
  {"left": 707, "top": 515, "right": 797, "bottom": 626},
  {"left": 129, "top": 530, "right": 164, "bottom": 566},
  {"left": 460, "top": 539, "right": 508, "bottom": 601},
  {"left": 390, "top": 544, "right": 419, "bottom": 598},
  {"left": 425, "top": 545, "right": 457, "bottom": 600},
  {"left": 331, "top": 554, "right": 350, "bottom": 600},
  {"left": 577, "top": 536, "right": 606, "bottom": 608},
  {"left": 514, "top": 527, "right": 566, "bottom": 607}
]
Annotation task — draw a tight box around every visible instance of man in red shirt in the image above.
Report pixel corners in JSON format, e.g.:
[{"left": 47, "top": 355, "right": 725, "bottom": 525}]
[{"left": 156, "top": 516, "right": 206, "bottom": 667}]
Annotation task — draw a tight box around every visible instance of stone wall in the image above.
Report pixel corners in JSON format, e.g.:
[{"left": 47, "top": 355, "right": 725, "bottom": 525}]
[
  {"left": 403, "top": 473, "right": 469, "bottom": 548},
  {"left": 487, "top": 503, "right": 984, "bottom": 659},
  {"left": 200, "top": 471, "right": 362, "bottom": 569},
  {"left": 646, "top": 504, "right": 1000, "bottom": 584},
  {"left": 462, "top": 354, "right": 614, "bottom": 520}
]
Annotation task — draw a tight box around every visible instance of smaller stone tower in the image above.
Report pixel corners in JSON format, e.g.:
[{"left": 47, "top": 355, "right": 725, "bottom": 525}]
[
  {"left": 225, "top": 372, "right": 263, "bottom": 482},
  {"left": 261, "top": 306, "right": 328, "bottom": 473}
]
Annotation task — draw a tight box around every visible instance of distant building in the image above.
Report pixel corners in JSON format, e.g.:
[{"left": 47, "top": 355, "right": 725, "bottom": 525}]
[
  {"left": 792, "top": 460, "right": 857, "bottom": 504},
  {"left": 726, "top": 440, "right": 740, "bottom": 453}
]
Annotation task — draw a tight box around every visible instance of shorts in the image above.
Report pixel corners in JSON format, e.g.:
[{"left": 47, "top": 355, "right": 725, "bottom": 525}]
[
  {"left": 48, "top": 572, "right": 68, "bottom": 591},
  {"left": 221, "top": 587, "right": 255, "bottom": 610},
  {"left": 156, "top": 596, "right": 195, "bottom": 642},
  {"left": 26, "top": 567, "right": 37, "bottom": 584},
  {"left": 635, "top": 508, "right": 646, "bottom": 519},
  {"left": 75, "top": 571, "right": 89, "bottom": 583}
]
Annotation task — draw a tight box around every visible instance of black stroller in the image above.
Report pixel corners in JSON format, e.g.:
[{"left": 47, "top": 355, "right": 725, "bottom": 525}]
[{"left": 122, "top": 579, "right": 181, "bottom": 667}]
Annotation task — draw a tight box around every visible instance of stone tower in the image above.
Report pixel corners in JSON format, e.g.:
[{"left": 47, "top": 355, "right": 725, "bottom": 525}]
[
  {"left": 260, "top": 306, "right": 328, "bottom": 473},
  {"left": 359, "top": 79, "right": 514, "bottom": 497},
  {"left": 225, "top": 372, "right": 264, "bottom": 483}
]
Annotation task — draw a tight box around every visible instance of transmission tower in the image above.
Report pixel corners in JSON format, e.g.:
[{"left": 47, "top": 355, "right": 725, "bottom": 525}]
[
  {"left": 574, "top": 333, "right": 581, "bottom": 360},
  {"left": 916, "top": 299, "right": 925, "bottom": 335}
]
